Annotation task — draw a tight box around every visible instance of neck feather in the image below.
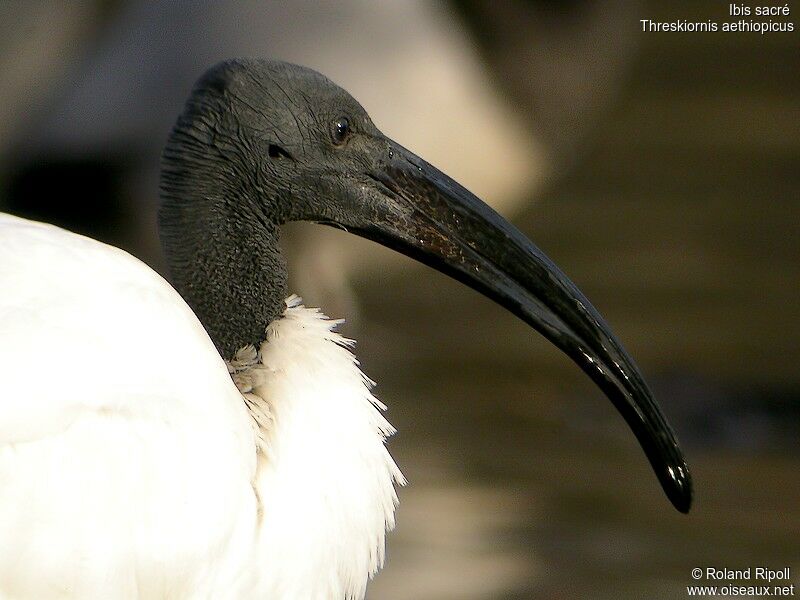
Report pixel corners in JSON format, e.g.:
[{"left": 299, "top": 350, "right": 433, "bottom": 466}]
[{"left": 229, "top": 297, "right": 404, "bottom": 598}]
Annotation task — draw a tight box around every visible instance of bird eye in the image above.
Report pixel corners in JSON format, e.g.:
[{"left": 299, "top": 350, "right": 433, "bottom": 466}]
[{"left": 331, "top": 117, "right": 350, "bottom": 145}]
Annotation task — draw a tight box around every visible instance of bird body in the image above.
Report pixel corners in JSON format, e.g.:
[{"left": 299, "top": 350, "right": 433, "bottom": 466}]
[
  {"left": 0, "top": 59, "right": 691, "bottom": 598},
  {"left": 0, "top": 213, "right": 400, "bottom": 599}
]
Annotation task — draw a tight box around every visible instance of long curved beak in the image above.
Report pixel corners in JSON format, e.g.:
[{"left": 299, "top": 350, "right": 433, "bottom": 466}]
[{"left": 349, "top": 142, "right": 692, "bottom": 513}]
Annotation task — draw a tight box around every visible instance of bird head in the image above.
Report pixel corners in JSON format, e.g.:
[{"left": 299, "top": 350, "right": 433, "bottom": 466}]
[{"left": 160, "top": 59, "right": 692, "bottom": 514}]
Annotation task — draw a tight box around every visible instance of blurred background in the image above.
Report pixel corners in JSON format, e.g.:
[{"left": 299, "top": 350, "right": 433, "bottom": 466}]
[{"left": 0, "top": 1, "right": 797, "bottom": 598}]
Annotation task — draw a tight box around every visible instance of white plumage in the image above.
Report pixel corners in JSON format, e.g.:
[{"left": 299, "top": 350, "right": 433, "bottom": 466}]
[{"left": 0, "top": 212, "right": 402, "bottom": 599}]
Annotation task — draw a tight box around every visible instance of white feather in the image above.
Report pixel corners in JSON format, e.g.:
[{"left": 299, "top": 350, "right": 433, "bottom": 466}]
[
  {"left": 0, "top": 213, "right": 403, "bottom": 599},
  {"left": 230, "top": 297, "right": 405, "bottom": 599}
]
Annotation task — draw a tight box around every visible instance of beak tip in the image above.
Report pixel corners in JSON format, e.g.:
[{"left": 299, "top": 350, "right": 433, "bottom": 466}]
[{"left": 664, "top": 461, "right": 693, "bottom": 514}]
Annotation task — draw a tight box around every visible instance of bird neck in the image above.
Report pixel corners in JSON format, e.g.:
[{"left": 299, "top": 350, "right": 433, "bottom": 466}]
[{"left": 159, "top": 144, "right": 288, "bottom": 359}]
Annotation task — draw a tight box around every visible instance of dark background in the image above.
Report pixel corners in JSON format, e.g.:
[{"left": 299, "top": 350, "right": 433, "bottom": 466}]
[{"left": 1, "top": 1, "right": 797, "bottom": 597}]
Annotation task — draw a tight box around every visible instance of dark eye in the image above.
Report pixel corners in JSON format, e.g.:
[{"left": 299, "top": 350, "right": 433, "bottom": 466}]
[{"left": 331, "top": 117, "right": 350, "bottom": 145}]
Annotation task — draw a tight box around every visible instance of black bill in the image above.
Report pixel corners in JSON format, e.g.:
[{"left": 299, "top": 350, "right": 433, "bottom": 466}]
[{"left": 349, "top": 142, "right": 692, "bottom": 513}]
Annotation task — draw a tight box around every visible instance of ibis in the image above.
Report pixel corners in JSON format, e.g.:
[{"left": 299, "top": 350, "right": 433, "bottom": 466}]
[{"left": 0, "top": 59, "right": 691, "bottom": 599}]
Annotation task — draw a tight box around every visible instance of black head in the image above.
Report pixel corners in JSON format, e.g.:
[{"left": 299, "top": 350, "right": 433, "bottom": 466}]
[
  {"left": 162, "top": 59, "right": 395, "bottom": 225},
  {"left": 160, "top": 60, "right": 370, "bottom": 355},
  {"left": 159, "top": 59, "right": 692, "bottom": 514},
  {"left": 160, "top": 59, "right": 408, "bottom": 357}
]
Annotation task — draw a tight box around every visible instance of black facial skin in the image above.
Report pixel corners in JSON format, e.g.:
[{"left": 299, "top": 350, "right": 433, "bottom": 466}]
[{"left": 159, "top": 59, "right": 692, "bottom": 513}]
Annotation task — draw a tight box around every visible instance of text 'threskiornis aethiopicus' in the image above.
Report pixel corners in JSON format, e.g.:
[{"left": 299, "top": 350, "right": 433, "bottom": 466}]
[{"left": 0, "top": 59, "right": 691, "bottom": 599}]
